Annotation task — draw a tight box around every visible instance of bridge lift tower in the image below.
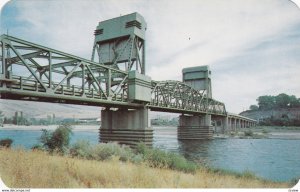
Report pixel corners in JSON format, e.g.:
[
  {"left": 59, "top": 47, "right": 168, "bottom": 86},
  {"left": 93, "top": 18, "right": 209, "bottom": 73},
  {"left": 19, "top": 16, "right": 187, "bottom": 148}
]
[
  {"left": 94, "top": 13, "right": 215, "bottom": 144},
  {"left": 178, "top": 66, "right": 213, "bottom": 140},
  {"left": 91, "top": 12, "right": 146, "bottom": 74},
  {"left": 93, "top": 13, "right": 153, "bottom": 146}
]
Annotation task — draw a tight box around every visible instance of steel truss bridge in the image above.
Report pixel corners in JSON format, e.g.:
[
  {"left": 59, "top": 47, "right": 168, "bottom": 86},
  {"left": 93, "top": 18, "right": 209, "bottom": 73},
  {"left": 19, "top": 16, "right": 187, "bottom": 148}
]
[{"left": 0, "top": 35, "right": 226, "bottom": 116}]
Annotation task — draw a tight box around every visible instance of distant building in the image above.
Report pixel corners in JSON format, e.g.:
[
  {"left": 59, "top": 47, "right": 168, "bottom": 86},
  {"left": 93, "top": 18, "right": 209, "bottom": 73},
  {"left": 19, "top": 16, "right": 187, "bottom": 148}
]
[{"left": 77, "top": 118, "right": 100, "bottom": 125}]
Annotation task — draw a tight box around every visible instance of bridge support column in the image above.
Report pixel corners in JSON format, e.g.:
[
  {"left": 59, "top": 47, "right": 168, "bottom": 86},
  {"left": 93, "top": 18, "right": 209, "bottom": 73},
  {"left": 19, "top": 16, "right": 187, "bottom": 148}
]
[
  {"left": 100, "top": 108, "right": 153, "bottom": 147},
  {"left": 178, "top": 114, "right": 213, "bottom": 140},
  {"left": 222, "top": 116, "right": 229, "bottom": 133}
]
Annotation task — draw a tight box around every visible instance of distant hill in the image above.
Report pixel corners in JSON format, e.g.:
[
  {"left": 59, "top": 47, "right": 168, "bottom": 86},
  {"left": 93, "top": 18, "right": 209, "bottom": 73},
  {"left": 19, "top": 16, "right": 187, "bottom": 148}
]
[
  {"left": 239, "top": 107, "right": 300, "bottom": 126},
  {"left": 241, "top": 93, "right": 300, "bottom": 126},
  {"left": 0, "top": 99, "right": 100, "bottom": 119},
  {"left": 0, "top": 99, "right": 174, "bottom": 121}
]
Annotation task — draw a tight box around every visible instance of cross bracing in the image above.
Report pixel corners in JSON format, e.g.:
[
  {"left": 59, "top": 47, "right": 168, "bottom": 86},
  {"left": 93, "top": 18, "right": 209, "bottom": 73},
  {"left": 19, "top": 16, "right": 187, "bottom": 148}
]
[
  {"left": 150, "top": 80, "right": 226, "bottom": 115},
  {"left": 0, "top": 35, "right": 227, "bottom": 116}
]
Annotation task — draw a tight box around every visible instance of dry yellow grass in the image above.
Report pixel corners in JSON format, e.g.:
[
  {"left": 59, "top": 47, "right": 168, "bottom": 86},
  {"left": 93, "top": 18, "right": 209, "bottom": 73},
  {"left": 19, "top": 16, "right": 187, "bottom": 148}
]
[{"left": 0, "top": 148, "right": 290, "bottom": 188}]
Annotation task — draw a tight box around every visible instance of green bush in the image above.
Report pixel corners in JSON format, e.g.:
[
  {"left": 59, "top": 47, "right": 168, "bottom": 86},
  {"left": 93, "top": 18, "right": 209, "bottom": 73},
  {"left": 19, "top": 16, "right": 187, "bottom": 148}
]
[
  {"left": 40, "top": 124, "right": 73, "bottom": 154},
  {"left": 168, "top": 153, "right": 198, "bottom": 173},
  {"left": 70, "top": 141, "right": 196, "bottom": 173},
  {"left": 71, "top": 141, "right": 135, "bottom": 162},
  {"left": 0, "top": 138, "right": 13, "bottom": 148},
  {"left": 136, "top": 143, "right": 197, "bottom": 173},
  {"left": 207, "top": 167, "right": 258, "bottom": 179},
  {"left": 244, "top": 130, "right": 253, "bottom": 137},
  {"left": 90, "top": 142, "right": 134, "bottom": 162},
  {"left": 31, "top": 144, "right": 44, "bottom": 151},
  {"left": 70, "top": 140, "right": 91, "bottom": 158},
  {"left": 241, "top": 170, "right": 257, "bottom": 179},
  {"left": 144, "top": 148, "right": 171, "bottom": 168},
  {"left": 131, "top": 154, "right": 144, "bottom": 164}
]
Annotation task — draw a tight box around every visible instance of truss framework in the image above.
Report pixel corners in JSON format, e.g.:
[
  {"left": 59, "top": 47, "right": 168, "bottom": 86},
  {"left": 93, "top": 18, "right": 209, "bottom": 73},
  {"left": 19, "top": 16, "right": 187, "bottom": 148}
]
[
  {"left": 0, "top": 35, "right": 227, "bottom": 116},
  {"left": 0, "top": 35, "right": 130, "bottom": 107},
  {"left": 150, "top": 81, "right": 226, "bottom": 115}
]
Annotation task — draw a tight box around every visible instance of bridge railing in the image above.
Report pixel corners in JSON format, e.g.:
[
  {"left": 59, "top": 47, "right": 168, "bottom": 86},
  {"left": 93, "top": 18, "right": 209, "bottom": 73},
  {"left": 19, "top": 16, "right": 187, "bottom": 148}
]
[{"left": 5, "top": 75, "right": 127, "bottom": 102}]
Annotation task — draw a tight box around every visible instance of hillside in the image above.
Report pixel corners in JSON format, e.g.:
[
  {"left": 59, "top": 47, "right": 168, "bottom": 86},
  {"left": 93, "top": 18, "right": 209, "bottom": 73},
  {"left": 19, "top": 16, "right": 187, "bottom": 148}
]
[
  {"left": 239, "top": 107, "right": 300, "bottom": 126},
  {"left": 0, "top": 99, "right": 100, "bottom": 119}
]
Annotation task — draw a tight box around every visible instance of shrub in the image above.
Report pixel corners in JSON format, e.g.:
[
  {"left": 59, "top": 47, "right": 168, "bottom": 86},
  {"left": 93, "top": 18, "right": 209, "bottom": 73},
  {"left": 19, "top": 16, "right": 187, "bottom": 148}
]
[
  {"left": 131, "top": 154, "right": 144, "bottom": 164},
  {"left": 0, "top": 138, "right": 13, "bottom": 148},
  {"left": 70, "top": 141, "right": 197, "bottom": 173},
  {"left": 207, "top": 167, "right": 258, "bottom": 179},
  {"left": 70, "top": 140, "right": 91, "bottom": 159},
  {"left": 31, "top": 144, "right": 44, "bottom": 151},
  {"left": 143, "top": 148, "right": 171, "bottom": 168},
  {"left": 71, "top": 141, "right": 135, "bottom": 162},
  {"left": 241, "top": 170, "right": 257, "bottom": 179},
  {"left": 136, "top": 143, "right": 197, "bottom": 173},
  {"left": 168, "top": 153, "right": 198, "bottom": 173},
  {"left": 89, "top": 142, "right": 134, "bottom": 162},
  {"left": 244, "top": 130, "right": 253, "bottom": 137},
  {"left": 40, "top": 124, "right": 73, "bottom": 154}
]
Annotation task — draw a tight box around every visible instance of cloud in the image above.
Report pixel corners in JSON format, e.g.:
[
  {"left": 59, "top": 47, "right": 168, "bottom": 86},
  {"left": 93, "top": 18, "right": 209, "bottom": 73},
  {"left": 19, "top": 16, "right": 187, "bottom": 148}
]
[{"left": 1, "top": 0, "right": 300, "bottom": 113}]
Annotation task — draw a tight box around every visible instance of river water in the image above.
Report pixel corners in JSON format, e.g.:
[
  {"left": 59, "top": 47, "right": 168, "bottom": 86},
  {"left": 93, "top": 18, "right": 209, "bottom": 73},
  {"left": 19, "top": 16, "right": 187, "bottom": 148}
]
[{"left": 0, "top": 126, "right": 299, "bottom": 182}]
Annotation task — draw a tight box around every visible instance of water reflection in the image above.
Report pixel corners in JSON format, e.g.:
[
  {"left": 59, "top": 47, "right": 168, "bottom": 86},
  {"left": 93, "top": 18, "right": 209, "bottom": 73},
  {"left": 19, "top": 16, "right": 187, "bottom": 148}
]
[{"left": 178, "top": 140, "right": 212, "bottom": 163}]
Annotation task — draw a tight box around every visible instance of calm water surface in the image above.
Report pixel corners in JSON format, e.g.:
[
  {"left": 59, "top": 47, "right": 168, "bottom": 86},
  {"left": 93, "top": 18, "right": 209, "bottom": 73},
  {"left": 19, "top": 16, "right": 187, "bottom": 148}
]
[{"left": 1, "top": 126, "right": 300, "bottom": 182}]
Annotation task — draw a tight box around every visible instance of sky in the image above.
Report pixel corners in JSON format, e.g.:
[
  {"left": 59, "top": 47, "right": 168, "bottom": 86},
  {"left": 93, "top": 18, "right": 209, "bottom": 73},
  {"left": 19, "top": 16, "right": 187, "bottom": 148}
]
[{"left": 1, "top": 0, "right": 300, "bottom": 114}]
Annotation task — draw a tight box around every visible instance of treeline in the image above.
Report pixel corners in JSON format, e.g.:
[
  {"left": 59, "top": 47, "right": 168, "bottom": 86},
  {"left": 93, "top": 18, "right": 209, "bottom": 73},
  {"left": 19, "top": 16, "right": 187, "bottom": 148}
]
[
  {"left": 259, "top": 116, "right": 300, "bottom": 127},
  {"left": 249, "top": 93, "right": 300, "bottom": 111},
  {"left": 248, "top": 93, "right": 300, "bottom": 126}
]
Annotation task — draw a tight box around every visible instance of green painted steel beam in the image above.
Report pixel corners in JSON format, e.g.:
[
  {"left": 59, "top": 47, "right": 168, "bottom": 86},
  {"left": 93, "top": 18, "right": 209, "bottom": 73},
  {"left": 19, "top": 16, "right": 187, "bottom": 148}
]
[{"left": 1, "top": 35, "right": 127, "bottom": 75}]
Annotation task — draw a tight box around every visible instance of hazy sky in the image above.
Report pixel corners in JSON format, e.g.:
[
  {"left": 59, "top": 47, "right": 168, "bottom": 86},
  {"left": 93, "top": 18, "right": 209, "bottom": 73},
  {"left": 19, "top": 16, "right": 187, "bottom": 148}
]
[{"left": 1, "top": 0, "right": 300, "bottom": 113}]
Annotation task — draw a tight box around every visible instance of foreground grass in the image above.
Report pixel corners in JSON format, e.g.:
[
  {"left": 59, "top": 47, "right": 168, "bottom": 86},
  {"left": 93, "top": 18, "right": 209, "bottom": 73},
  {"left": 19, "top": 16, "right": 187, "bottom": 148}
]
[{"left": 0, "top": 148, "right": 290, "bottom": 188}]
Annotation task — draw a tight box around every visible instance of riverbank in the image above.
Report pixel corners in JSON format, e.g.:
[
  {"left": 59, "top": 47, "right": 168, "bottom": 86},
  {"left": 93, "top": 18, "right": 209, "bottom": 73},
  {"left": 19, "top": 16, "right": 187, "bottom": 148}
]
[
  {"left": 0, "top": 148, "right": 290, "bottom": 188},
  {"left": 0, "top": 124, "right": 99, "bottom": 132},
  {"left": 214, "top": 126, "right": 300, "bottom": 140},
  {"left": 3, "top": 124, "right": 300, "bottom": 139}
]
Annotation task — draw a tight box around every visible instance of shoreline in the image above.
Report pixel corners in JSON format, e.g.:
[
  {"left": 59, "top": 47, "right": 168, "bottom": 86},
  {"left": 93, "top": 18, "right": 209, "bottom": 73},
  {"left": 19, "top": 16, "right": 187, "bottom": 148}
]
[
  {"left": 0, "top": 124, "right": 99, "bottom": 132},
  {"left": 2, "top": 124, "right": 300, "bottom": 139},
  {"left": 213, "top": 127, "right": 300, "bottom": 140}
]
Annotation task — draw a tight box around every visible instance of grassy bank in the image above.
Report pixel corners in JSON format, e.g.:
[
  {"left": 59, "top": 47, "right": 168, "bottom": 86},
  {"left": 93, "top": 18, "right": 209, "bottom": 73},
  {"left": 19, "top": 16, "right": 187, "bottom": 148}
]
[{"left": 0, "top": 148, "right": 290, "bottom": 188}]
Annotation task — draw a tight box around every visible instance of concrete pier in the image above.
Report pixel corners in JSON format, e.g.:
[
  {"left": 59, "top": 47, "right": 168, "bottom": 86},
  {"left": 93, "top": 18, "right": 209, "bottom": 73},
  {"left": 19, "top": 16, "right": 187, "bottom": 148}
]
[
  {"left": 100, "top": 108, "right": 153, "bottom": 147},
  {"left": 178, "top": 114, "right": 213, "bottom": 140}
]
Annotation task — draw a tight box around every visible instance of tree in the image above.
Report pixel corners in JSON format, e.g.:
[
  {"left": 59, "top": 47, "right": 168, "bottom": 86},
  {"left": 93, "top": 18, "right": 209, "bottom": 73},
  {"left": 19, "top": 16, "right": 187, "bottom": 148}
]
[
  {"left": 289, "top": 95, "right": 300, "bottom": 107},
  {"left": 275, "top": 93, "right": 290, "bottom": 108},
  {"left": 249, "top": 105, "right": 259, "bottom": 111},
  {"left": 257, "top": 95, "right": 275, "bottom": 110},
  {"left": 40, "top": 124, "right": 73, "bottom": 153}
]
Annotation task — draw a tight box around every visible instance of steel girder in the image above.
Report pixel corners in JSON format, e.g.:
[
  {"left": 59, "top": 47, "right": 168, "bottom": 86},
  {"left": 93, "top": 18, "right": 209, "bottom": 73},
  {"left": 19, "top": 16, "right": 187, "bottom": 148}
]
[
  {"left": 0, "top": 34, "right": 227, "bottom": 116},
  {"left": 0, "top": 35, "right": 132, "bottom": 107},
  {"left": 149, "top": 80, "right": 227, "bottom": 116}
]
